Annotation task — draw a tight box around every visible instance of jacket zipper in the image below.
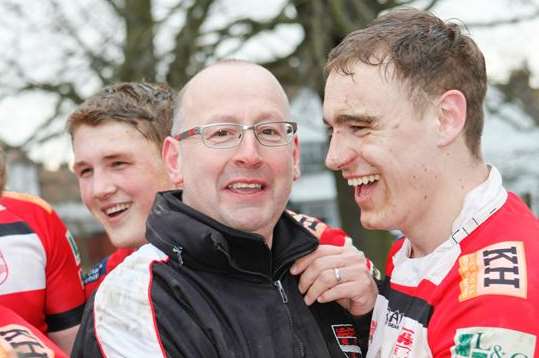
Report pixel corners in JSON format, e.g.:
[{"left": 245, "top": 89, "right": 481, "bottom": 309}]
[
  {"left": 172, "top": 245, "right": 184, "bottom": 265},
  {"left": 273, "top": 279, "right": 288, "bottom": 303},
  {"left": 273, "top": 276, "right": 305, "bottom": 357}
]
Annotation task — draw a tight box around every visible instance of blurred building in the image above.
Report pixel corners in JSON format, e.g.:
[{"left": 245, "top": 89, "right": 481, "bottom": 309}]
[{"left": 288, "top": 88, "right": 340, "bottom": 226}]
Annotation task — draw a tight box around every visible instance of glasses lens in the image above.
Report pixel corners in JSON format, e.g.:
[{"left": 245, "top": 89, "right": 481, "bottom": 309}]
[
  {"left": 202, "top": 124, "right": 241, "bottom": 148},
  {"left": 255, "top": 122, "right": 294, "bottom": 146}
]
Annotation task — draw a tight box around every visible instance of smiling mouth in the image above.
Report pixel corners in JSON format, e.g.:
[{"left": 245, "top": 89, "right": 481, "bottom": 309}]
[
  {"left": 347, "top": 174, "right": 380, "bottom": 187},
  {"left": 227, "top": 182, "right": 264, "bottom": 193},
  {"left": 103, "top": 203, "right": 131, "bottom": 218}
]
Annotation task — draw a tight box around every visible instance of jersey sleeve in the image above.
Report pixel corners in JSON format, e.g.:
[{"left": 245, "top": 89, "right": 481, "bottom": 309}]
[
  {"left": 0, "top": 193, "right": 86, "bottom": 332},
  {"left": 42, "top": 207, "right": 86, "bottom": 331},
  {"left": 0, "top": 305, "right": 68, "bottom": 358}
]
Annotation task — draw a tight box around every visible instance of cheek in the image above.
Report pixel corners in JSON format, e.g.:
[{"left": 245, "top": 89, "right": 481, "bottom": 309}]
[{"left": 78, "top": 181, "right": 93, "bottom": 207}]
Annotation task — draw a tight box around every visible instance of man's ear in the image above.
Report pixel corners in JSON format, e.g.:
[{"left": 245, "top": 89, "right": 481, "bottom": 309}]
[
  {"left": 436, "top": 89, "right": 467, "bottom": 147},
  {"left": 162, "top": 136, "right": 183, "bottom": 187},
  {"left": 292, "top": 136, "right": 301, "bottom": 181}
]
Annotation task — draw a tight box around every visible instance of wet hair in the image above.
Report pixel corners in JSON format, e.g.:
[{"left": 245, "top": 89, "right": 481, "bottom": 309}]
[
  {"left": 67, "top": 82, "right": 176, "bottom": 148},
  {"left": 326, "top": 8, "right": 487, "bottom": 158}
]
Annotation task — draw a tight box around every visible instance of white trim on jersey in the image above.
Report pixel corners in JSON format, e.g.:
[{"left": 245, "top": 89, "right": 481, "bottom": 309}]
[
  {"left": 0, "top": 232, "right": 46, "bottom": 295},
  {"left": 94, "top": 244, "right": 168, "bottom": 358}
]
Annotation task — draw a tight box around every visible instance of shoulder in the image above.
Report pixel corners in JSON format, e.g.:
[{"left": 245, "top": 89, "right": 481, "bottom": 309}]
[
  {"left": 92, "top": 244, "right": 169, "bottom": 356},
  {"left": 0, "top": 192, "right": 53, "bottom": 215}
]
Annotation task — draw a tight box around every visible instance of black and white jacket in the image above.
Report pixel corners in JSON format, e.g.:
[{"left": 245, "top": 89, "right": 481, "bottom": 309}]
[{"left": 73, "top": 190, "right": 369, "bottom": 357}]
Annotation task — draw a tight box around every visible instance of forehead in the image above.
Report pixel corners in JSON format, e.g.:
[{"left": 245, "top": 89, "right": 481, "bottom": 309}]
[
  {"left": 323, "top": 63, "right": 410, "bottom": 122},
  {"left": 181, "top": 65, "right": 289, "bottom": 126},
  {"left": 72, "top": 121, "right": 160, "bottom": 161}
]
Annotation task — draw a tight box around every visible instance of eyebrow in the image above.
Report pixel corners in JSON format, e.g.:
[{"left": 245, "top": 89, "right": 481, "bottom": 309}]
[
  {"left": 323, "top": 113, "right": 378, "bottom": 127},
  {"left": 72, "top": 153, "right": 132, "bottom": 171}
]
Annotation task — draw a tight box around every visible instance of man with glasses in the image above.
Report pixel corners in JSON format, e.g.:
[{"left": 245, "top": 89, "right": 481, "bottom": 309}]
[{"left": 73, "top": 60, "right": 376, "bottom": 357}]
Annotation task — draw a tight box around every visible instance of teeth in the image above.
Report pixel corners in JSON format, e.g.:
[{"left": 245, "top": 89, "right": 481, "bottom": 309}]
[
  {"left": 347, "top": 174, "right": 380, "bottom": 187},
  {"left": 104, "top": 203, "right": 130, "bottom": 215},
  {"left": 229, "top": 183, "right": 262, "bottom": 190}
]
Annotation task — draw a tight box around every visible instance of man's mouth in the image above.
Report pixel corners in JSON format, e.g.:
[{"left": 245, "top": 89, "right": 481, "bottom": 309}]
[
  {"left": 227, "top": 182, "right": 264, "bottom": 193},
  {"left": 347, "top": 174, "right": 380, "bottom": 187},
  {"left": 103, "top": 203, "right": 131, "bottom": 218}
]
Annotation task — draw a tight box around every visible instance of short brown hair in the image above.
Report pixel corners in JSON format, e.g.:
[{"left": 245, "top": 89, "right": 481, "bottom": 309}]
[
  {"left": 326, "top": 8, "right": 487, "bottom": 158},
  {"left": 67, "top": 82, "right": 176, "bottom": 148}
]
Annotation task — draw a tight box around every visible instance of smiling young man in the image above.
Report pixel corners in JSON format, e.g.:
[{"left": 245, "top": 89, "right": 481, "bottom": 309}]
[
  {"left": 323, "top": 8, "right": 539, "bottom": 357},
  {"left": 68, "top": 82, "right": 176, "bottom": 295},
  {"left": 72, "top": 61, "right": 376, "bottom": 357}
]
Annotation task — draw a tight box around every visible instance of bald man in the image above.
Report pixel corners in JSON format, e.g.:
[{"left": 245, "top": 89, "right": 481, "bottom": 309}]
[{"left": 72, "top": 61, "right": 375, "bottom": 357}]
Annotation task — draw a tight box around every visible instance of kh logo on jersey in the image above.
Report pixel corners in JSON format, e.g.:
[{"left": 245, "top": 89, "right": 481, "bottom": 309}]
[
  {"left": 0, "top": 324, "right": 54, "bottom": 357},
  {"left": 451, "top": 327, "right": 536, "bottom": 358},
  {"left": 458, "top": 241, "right": 527, "bottom": 301},
  {"left": 331, "top": 324, "right": 362, "bottom": 358},
  {"left": 0, "top": 250, "right": 8, "bottom": 286}
]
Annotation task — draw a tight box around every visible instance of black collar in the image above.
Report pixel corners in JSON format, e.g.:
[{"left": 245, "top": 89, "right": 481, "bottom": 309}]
[{"left": 146, "top": 190, "right": 318, "bottom": 280}]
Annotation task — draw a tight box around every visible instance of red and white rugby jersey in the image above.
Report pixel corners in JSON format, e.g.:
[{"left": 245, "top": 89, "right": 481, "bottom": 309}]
[
  {"left": 0, "top": 192, "right": 85, "bottom": 334},
  {"left": 0, "top": 305, "right": 68, "bottom": 357},
  {"left": 367, "top": 167, "right": 539, "bottom": 358}
]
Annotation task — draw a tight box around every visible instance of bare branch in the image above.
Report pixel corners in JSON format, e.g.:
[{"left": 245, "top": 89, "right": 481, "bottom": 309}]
[
  {"left": 21, "top": 97, "right": 65, "bottom": 148},
  {"left": 154, "top": 1, "right": 189, "bottom": 25},
  {"left": 423, "top": 0, "right": 441, "bottom": 11},
  {"left": 48, "top": 0, "right": 115, "bottom": 83}
]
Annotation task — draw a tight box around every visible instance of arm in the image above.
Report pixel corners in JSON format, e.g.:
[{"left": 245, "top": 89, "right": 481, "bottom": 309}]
[
  {"left": 0, "top": 305, "right": 68, "bottom": 358},
  {"left": 44, "top": 209, "right": 85, "bottom": 352},
  {"left": 48, "top": 325, "right": 79, "bottom": 355}
]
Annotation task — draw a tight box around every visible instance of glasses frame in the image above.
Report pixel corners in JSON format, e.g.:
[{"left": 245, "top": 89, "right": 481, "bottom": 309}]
[{"left": 173, "top": 121, "right": 298, "bottom": 149}]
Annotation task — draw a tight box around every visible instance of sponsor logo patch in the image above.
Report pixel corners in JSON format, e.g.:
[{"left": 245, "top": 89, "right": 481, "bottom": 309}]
[
  {"left": 331, "top": 324, "right": 362, "bottom": 357},
  {"left": 385, "top": 308, "right": 404, "bottom": 329},
  {"left": 0, "top": 324, "right": 54, "bottom": 357},
  {"left": 0, "top": 250, "right": 8, "bottom": 286},
  {"left": 458, "top": 241, "right": 527, "bottom": 301},
  {"left": 389, "top": 327, "right": 417, "bottom": 358},
  {"left": 451, "top": 326, "right": 536, "bottom": 358},
  {"left": 287, "top": 210, "right": 327, "bottom": 239},
  {"left": 66, "top": 230, "right": 81, "bottom": 266}
]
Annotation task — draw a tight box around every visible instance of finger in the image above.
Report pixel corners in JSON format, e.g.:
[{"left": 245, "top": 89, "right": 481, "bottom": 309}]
[
  {"left": 302, "top": 257, "right": 371, "bottom": 304},
  {"left": 290, "top": 244, "right": 344, "bottom": 275},
  {"left": 297, "top": 247, "right": 367, "bottom": 293},
  {"left": 297, "top": 253, "right": 352, "bottom": 294},
  {"left": 303, "top": 266, "right": 343, "bottom": 305},
  {"left": 318, "top": 279, "right": 378, "bottom": 315}
]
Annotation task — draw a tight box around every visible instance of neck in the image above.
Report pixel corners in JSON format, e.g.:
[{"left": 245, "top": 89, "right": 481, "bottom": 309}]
[{"left": 406, "top": 159, "right": 489, "bottom": 257}]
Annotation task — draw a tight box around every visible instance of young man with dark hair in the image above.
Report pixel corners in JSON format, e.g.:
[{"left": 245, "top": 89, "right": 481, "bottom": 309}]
[{"left": 323, "top": 8, "right": 539, "bottom": 357}]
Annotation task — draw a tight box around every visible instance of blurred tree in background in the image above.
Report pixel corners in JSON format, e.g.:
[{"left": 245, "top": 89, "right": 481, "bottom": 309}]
[{"left": 1, "top": 0, "right": 538, "bottom": 269}]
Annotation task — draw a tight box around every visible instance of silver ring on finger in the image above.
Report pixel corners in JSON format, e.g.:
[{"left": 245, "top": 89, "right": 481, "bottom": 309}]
[{"left": 334, "top": 267, "right": 342, "bottom": 283}]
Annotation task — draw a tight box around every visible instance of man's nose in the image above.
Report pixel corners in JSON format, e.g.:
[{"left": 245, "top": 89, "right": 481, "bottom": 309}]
[
  {"left": 92, "top": 171, "right": 117, "bottom": 199},
  {"left": 232, "top": 130, "right": 263, "bottom": 168},
  {"left": 325, "top": 134, "right": 355, "bottom": 171}
]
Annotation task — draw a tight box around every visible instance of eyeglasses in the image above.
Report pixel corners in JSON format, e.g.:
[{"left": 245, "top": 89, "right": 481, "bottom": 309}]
[{"left": 174, "top": 121, "right": 297, "bottom": 149}]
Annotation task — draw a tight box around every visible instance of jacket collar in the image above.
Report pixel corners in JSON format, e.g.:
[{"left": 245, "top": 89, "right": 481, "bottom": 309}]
[{"left": 146, "top": 190, "right": 318, "bottom": 280}]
